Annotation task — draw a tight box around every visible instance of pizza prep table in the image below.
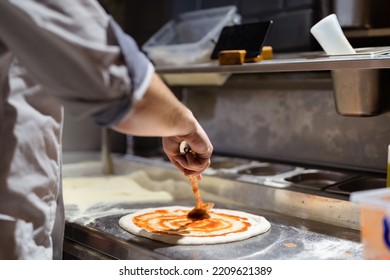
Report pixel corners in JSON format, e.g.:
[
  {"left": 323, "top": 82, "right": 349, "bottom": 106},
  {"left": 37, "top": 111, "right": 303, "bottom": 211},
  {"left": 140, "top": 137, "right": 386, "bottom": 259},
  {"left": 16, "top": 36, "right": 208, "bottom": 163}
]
[{"left": 62, "top": 154, "right": 364, "bottom": 260}]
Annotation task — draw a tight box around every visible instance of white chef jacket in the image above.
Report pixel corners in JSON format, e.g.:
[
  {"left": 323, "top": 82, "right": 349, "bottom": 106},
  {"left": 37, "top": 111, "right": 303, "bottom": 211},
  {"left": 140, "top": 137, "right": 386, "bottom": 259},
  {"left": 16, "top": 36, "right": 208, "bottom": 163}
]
[{"left": 0, "top": 0, "right": 154, "bottom": 259}]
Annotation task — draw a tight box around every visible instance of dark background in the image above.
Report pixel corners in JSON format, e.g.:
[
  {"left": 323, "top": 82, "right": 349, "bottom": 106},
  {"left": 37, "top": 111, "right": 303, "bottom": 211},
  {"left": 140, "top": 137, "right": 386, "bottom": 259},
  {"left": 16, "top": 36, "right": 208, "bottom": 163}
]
[{"left": 94, "top": 0, "right": 390, "bottom": 161}]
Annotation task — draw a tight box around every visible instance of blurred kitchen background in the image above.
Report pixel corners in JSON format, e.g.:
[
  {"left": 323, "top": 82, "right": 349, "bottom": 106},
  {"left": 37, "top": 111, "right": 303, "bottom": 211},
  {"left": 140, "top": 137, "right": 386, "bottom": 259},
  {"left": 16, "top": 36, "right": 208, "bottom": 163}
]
[{"left": 63, "top": 0, "right": 390, "bottom": 175}]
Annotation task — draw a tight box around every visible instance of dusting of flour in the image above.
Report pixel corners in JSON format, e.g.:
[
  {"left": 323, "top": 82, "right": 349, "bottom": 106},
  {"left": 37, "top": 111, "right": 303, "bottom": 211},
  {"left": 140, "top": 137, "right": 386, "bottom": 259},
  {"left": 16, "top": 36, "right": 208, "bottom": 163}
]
[{"left": 62, "top": 169, "right": 193, "bottom": 218}]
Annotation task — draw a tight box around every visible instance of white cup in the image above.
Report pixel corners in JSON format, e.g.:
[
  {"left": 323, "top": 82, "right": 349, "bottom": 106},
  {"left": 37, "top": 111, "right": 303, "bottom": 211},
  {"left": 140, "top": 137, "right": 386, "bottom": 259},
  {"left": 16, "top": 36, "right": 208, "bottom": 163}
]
[{"left": 310, "top": 14, "right": 355, "bottom": 55}]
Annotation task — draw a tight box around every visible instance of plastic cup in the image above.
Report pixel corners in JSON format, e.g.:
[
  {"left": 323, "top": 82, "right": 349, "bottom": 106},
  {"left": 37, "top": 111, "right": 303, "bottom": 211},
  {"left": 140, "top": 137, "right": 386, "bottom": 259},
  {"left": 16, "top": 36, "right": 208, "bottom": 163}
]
[
  {"left": 310, "top": 14, "right": 356, "bottom": 55},
  {"left": 350, "top": 188, "right": 390, "bottom": 259}
]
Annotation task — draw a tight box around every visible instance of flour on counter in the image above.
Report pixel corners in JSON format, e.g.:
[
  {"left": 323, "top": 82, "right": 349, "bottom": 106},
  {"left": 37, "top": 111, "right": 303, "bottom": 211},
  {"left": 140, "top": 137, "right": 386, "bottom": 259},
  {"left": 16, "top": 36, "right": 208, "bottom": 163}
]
[
  {"left": 233, "top": 223, "right": 363, "bottom": 260},
  {"left": 66, "top": 207, "right": 135, "bottom": 225},
  {"left": 62, "top": 170, "right": 192, "bottom": 213}
]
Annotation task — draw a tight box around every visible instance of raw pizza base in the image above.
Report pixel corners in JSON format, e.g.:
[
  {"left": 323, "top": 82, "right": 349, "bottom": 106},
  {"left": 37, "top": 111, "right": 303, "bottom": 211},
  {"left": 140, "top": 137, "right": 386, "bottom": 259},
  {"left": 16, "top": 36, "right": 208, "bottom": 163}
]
[{"left": 118, "top": 206, "right": 271, "bottom": 245}]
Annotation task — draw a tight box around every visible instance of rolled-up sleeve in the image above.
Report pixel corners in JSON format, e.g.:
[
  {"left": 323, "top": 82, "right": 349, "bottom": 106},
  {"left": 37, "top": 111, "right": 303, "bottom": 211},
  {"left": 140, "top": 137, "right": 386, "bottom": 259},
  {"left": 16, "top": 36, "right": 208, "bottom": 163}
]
[{"left": 0, "top": 0, "right": 154, "bottom": 127}]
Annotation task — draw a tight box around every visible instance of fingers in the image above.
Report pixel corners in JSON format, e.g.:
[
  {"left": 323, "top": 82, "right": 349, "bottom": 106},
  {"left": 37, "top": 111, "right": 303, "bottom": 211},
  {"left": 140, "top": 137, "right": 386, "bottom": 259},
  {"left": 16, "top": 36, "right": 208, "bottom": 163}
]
[
  {"left": 165, "top": 152, "right": 205, "bottom": 174},
  {"left": 162, "top": 133, "right": 213, "bottom": 177},
  {"left": 168, "top": 157, "right": 186, "bottom": 174},
  {"left": 174, "top": 153, "right": 210, "bottom": 175}
]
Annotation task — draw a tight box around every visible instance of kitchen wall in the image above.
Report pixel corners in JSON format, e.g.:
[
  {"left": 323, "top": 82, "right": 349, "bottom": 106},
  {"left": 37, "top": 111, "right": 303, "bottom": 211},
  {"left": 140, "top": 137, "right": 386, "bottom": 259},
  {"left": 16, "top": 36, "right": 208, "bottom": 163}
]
[
  {"left": 182, "top": 72, "right": 390, "bottom": 174},
  {"left": 123, "top": 0, "right": 324, "bottom": 52},
  {"left": 122, "top": 0, "right": 390, "bottom": 50},
  {"left": 63, "top": 1, "right": 390, "bottom": 175},
  {"left": 124, "top": 0, "right": 390, "bottom": 174}
]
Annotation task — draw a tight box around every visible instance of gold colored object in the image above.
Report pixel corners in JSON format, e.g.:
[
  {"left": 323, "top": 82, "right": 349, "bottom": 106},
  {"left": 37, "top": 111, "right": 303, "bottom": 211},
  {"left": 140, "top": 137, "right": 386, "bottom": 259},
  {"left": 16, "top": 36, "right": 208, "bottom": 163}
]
[
  {"left": 218, "top": 50, "right": 247, "bottom": 65},
  {"left": 218, "top": 46, "right": 273, "bottom": 65}
]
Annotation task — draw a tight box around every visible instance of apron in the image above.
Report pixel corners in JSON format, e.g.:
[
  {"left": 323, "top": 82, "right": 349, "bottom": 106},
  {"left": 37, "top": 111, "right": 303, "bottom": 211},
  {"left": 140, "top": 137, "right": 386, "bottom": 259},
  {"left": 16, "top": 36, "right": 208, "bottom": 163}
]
[
  {"left": 0, "top": 53, "right": 64, "bottom": 260},
  {"left": 0, "top": 0, "right": 153, "bottom": 259}
]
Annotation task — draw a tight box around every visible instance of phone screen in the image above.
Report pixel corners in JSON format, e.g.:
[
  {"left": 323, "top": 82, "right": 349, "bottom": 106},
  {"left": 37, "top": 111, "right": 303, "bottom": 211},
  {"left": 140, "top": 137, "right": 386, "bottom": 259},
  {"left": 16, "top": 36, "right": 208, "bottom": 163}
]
[{"left": 210, "top": 20, "right": 273, "bottom": 59}]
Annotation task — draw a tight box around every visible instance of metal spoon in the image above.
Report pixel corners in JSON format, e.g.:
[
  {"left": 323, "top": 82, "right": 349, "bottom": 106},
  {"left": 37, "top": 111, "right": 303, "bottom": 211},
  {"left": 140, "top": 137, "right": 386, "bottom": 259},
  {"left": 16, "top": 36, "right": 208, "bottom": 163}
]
[
  {"left": 180, "top": 141, "right": 214, "bottom": 220},
  {"left": 187, "top": 175, "right": 214, "bottom": 220}
]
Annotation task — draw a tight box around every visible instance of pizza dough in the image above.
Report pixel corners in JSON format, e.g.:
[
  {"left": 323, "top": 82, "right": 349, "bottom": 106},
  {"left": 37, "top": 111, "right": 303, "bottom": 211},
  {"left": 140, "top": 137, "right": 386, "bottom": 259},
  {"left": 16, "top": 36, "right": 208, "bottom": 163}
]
[{"left": 119, "top": 206, "right": 271, "bottom": 245}]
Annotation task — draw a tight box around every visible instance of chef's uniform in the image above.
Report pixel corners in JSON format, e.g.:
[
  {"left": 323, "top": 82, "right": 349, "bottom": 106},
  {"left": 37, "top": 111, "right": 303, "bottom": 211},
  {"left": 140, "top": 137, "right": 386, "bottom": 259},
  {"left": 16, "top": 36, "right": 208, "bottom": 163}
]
[{"left": 0, "top": 0, "right": 153, "bottom": 259}]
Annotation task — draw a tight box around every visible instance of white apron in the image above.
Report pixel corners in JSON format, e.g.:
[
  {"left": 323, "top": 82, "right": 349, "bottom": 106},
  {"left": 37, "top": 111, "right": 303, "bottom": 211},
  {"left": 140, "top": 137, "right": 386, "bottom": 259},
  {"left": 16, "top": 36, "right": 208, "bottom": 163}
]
[
  {"left": 0, "top": 54, "right": 64, "bottom": 259},
  {"left": 0, "top": 0, "right": 153, "bottom": 259}
]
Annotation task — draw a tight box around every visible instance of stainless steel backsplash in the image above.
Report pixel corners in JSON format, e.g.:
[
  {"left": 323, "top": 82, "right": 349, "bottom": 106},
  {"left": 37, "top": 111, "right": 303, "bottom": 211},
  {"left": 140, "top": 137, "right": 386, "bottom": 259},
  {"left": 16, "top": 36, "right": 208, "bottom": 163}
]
[{"left": 182, "top": 72, "right": 390, "bottom": 174}]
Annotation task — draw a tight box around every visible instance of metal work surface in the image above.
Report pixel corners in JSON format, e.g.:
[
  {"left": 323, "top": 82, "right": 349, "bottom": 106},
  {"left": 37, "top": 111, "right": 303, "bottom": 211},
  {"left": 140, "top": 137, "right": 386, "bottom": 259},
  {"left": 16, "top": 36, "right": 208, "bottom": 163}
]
[
  {"left": 62, "top": 155, "right": 363, "bottom": 260},
  {"left": 156, "top": 47, "right": 390, "bottom": 74}
]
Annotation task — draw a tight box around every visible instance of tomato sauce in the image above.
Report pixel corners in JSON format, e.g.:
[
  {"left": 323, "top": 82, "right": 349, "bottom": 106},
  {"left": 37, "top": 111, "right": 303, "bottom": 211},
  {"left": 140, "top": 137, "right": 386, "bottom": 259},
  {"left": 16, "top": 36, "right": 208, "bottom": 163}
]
[{"left": 132, "top": 209, "right": 251, "bottom": 237}]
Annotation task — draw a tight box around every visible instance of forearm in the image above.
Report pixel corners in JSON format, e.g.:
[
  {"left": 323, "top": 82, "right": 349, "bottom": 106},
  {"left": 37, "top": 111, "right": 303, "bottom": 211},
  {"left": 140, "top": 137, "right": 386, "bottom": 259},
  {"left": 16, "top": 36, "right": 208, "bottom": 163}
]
[
  {"left": 112, "top": 73, "right": 213, "bottom": 176},
  {"left": 112, "top": 73, "right": 196, "bottom": 137}
]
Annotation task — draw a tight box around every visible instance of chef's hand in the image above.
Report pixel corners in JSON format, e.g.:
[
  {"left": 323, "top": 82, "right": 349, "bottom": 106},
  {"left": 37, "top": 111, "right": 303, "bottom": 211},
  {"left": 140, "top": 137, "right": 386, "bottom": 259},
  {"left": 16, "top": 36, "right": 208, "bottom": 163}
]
[
  {"left": 112, "top": 73, "right": 213, "bottom": 176},
  {"left": 162, "top": 122, "right": 213, "bottom": 178}
]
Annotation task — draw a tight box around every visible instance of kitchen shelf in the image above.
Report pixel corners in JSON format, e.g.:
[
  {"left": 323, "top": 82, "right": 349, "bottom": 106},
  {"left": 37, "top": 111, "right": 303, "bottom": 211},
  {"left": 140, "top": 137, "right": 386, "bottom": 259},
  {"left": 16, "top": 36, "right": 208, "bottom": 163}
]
[
  {"left": 155, "top": 47, "right": 390, "bottom": 75},
  {"left": 344, "top": 28, "right": 390, "bottom": 39}
]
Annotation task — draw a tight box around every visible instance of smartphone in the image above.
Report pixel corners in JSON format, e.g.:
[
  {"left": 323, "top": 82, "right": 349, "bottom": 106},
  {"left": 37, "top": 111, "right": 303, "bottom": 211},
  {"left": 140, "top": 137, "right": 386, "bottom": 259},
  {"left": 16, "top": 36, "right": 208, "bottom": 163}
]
[{"left": 210, "top": 20, "right": 273, "bottom": 59}]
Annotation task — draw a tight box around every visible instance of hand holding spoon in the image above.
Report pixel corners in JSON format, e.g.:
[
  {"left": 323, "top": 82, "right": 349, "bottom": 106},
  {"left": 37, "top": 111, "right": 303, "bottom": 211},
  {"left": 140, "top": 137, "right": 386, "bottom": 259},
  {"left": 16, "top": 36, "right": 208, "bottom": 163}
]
[{"left": 180, "top": 141, "right": 214, "bottom": 220}]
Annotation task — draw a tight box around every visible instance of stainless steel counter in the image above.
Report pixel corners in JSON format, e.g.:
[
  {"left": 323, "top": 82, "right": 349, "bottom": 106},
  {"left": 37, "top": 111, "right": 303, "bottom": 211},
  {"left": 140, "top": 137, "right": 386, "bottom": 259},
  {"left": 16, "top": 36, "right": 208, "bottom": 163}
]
[
  {"left": 62, "top": 155, "right": 363, "bottom": 260},
  {"left": 156, "top": 47, "right": 390, "bottom": 74}
]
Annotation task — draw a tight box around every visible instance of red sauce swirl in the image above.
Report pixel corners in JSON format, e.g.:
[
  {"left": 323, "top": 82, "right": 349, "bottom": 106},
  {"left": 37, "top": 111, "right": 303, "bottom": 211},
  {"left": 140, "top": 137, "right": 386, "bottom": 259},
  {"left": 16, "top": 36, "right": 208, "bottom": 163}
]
[{"left": 133, "top": 209, "right": 251, "bottom": 237}]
